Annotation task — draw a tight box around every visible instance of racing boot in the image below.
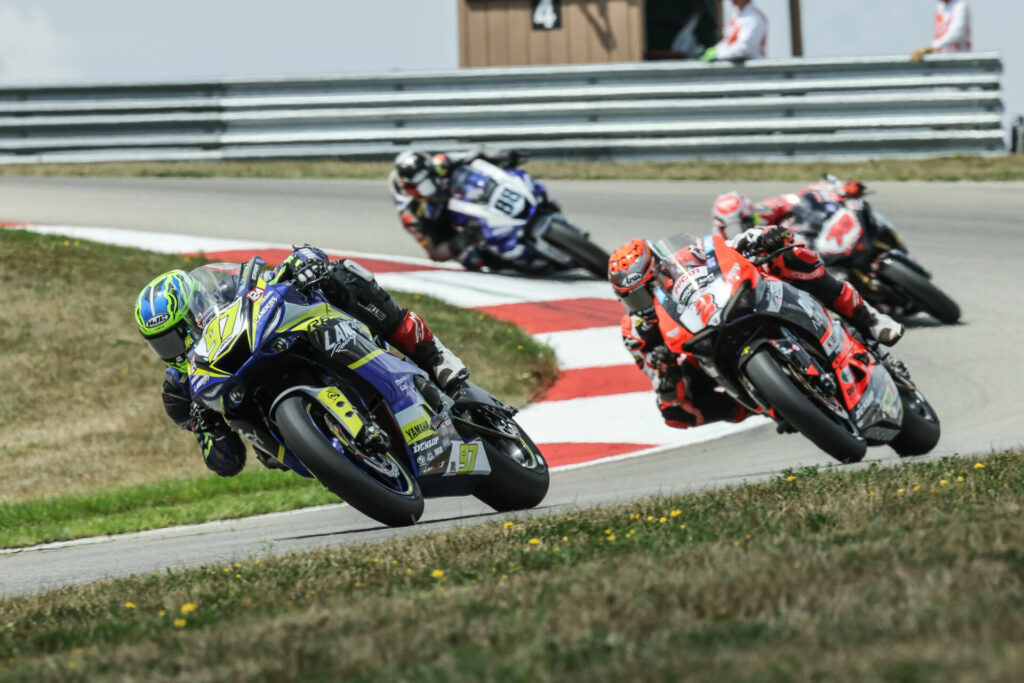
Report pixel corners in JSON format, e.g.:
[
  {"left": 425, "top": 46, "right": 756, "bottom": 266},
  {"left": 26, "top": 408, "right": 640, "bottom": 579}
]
[
  {"left": 413, "top": 337, "right": 470, "bottom": 393},
  {"left": 851, "top": 301, "right": 904, "bottom": 346},
  {"left": 389, "top": 309, "right": 470, "bottom": 393}
]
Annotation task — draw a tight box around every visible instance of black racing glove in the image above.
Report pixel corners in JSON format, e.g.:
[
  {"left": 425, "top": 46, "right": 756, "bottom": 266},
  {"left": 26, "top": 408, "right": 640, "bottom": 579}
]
[
  {"left": 760, "top": 225, "right": 794, "bottom": 254},
  {"left": 189, "top": 402, "right": 229, "bottom": 436},
  {"left": 293, "top": 258, "right": 330, "bottom": 292},
  {"left": 649, "top": 346, "right": 682, "bottom": 399}
]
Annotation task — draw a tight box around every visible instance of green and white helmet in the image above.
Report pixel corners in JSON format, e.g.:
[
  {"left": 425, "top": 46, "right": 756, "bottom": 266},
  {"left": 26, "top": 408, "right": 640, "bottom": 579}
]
[{"left": 134, "top": 269, "right": 199, "bottom": 370}]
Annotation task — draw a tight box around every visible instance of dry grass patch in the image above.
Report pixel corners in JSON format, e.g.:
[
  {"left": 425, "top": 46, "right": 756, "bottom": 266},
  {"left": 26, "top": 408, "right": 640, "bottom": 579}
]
[
  {"left": 1, "top": 452, "right": 1022, "bottom": 681},
  {"left": 1, "top": 155, "right": 1023, "bottom": 182},
  {"left": 0, "top": 230, "right": 555, "bottom": 505}
]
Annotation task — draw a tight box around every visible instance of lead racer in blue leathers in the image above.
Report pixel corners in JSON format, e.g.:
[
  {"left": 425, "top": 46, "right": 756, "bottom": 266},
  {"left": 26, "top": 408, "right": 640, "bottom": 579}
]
[{"left": 134, "top": 246, "right": 469, "bottom": 477}]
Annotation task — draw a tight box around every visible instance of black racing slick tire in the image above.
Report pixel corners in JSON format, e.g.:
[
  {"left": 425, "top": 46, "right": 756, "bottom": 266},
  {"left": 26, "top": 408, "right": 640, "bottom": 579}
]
[
  {"left": 472, "top": 420, "right": 550, "bottom": 512},
  {"left": 275, "top": 395, "right": 424, "bottom": 527},
  {"left": 889, "top": 388, "right": 941, "bottom": 457},
  {"left": 745, "top": 350, "right": 867, "bottom": 464},
  {"left": 545, "top": 220, "right": 610, "bottom": 279},
  {"left": 877, "top": 259, "right": 961, "bottom": 324}
]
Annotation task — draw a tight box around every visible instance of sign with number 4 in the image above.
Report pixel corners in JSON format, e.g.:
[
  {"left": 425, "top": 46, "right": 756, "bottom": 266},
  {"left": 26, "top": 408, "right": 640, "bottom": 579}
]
[{"left": 532, "top": 0, "right": 561, "bottom": 30}]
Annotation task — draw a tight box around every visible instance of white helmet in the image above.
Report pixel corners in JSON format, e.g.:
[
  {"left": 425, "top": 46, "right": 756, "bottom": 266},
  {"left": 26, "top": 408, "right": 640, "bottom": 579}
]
[{"left": 711, "top": 191, "right": 754, "bottom": 237}]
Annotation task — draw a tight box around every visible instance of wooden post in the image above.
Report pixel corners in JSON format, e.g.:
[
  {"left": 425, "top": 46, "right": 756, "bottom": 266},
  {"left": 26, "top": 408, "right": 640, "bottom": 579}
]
[{"left": 788, "top": 0, "right": 804, "bottom": 57}]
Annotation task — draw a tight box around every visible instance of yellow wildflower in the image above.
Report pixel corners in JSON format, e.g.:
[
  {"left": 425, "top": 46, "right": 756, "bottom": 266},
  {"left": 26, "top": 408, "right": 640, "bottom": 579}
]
[
  {"left": 503, "top": 521, "right": 514, "bottom": 529},
  {"left": 528, "top": 538, "right": 540, "bottom": 545},
  {"left": 606, "top": 535, "right": 616, "bottom": 542},
  {"left": 669, "top": 510, "right": 682, "bottom": 517},
  {"left": 604, "top": 528, "right": 612, "bottom": 535},
  {"left": 785, "top": 475, "right": 797, "bottom": 482},
  {"left": 431, "top": 569, "right": 445, "bottom": 579},
  {"left": 658, "top": 517, "right": 667, "bottom": 524},
  {"left": 913, "top": 485, "right": 921, "bottom": 491},
  {"left": 956, "top": 476, "right": 964, "bottom": 482},
  {"left": 897, "top": 488, "right": 905, "bottom": 494},
  {"left": 173, "top": 619, "right": 187, "bottom": 628},
  {"left": 179, "top": 603, "right": 197, "bottom": 615},
  {"left": 679, "top": 524, "right": 686, "bottom": 530},
  {"left": 158, "top": 610, "right": 166, "bottom": 617},
  {"left": 974, "top": 462, "right": 985, "bottom": 469},
  {"left": 124, "top": 602, "right": 136, "bottom": 609},
  {"left": 940, "top": 480, "right": 948, "bottom": 486}
]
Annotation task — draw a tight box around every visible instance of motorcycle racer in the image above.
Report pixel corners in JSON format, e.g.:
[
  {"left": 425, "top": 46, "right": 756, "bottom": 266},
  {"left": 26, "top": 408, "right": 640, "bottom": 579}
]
[
  {"left": 711, "top": 175, "right": 867, "bottom": 239},
  {"left": 134, "top": 246, "right": 469, "bottom": 477},
  {"left": 388, "top": 146, "right": 522, "bottom": 270},
  {"left": 609, "top": 227, "right": 903, "bottom": 430}
]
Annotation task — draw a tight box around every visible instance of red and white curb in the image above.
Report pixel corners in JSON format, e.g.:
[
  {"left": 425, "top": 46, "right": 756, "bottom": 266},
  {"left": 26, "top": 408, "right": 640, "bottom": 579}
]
[{"left": 6, "top": 223, "right": 762, "bottom": 471}]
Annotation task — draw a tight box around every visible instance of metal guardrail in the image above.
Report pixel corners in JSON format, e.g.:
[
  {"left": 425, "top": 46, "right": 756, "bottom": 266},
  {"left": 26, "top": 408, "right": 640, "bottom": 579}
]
[{"left": 0, "top": 53, "right": 1004, "bottom": 163}]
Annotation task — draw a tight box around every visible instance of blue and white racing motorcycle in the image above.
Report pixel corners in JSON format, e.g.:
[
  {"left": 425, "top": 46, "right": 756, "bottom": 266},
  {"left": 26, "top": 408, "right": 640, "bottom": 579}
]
[
  {"left": 185, "top": 257, "right": 549, "bottom": 527},
  {"left": 447, "top": 159, "right": 610, "bottom": 277}
]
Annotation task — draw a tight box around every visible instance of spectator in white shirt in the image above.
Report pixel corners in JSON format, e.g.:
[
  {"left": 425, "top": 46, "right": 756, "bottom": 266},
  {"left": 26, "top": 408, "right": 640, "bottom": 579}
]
[
  {"left": 911, "top": 0, "right": 971, "bottom": 62},
  {"left": 700, "top": 0, "right": 767, "bottom": 62}
]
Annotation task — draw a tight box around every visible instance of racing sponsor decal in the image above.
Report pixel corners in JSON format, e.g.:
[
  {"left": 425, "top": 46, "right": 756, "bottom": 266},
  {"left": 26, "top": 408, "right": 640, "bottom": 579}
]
[
  {"left": 321, "top": 321, "right": 355, "bottom": 356},
  {"left": 412, "top": 434, "right": 440, "bottom": 454},
  {"left": 820, "top": 320, "right": 843, "bottom": 357},
  {"left": 671, "top": 266, "right": 709, "bottom": 305},
  {"left": 765, "top": 280, "right": 784, "bottom": 313},
  {"left": 246, "top": 288, "right": 264, "bottom": 302},
  {"left": 145, "top": 313, "right": 170, "bottom": 328},
  {"left": 361, "top": 302, "right": 387, "bottom": 321},
  {"left": 621, "top": 271, "right": 644, "bottom": 288},
  {"left": 255, "top": 293, "right": 278, "bottom": 325},
  {"left": 402, "top": 416, "right": 433, "bottom": 443}
]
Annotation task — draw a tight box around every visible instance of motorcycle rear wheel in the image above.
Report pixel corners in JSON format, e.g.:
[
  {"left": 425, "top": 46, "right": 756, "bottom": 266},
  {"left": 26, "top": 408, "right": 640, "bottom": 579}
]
[
  {"left": 889, "top": 388, "right": 941, "bottom": 457},
  {"left": 544, "top": 220, "right": 610, "bottom": 279},
  {"left": 877, "top": 259, "right": 961, "bottom": 324},
  {"left": 275, "top": 395, "right": 424, "bottom": 527},
  {"left": 745, "top": 350, "right": 867, "bottom": 464}
]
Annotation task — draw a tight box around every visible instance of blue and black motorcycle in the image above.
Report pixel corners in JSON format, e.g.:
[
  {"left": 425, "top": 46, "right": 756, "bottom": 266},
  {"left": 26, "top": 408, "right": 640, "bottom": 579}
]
[
  {"left": 446, "top": 158, "right": 609, "bottom": 277},
  {"left": 185, "top": 257, "right": 549, "bottom": 527}
]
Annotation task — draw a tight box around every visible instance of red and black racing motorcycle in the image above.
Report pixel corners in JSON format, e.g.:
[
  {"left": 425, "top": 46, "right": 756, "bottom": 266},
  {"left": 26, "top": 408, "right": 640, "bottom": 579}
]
[
  {"left": 652, "top": 233, "right": 940, "bottom": 464},
  {"left": 786, "top": 191, "right": 961, "bottom": 325}
]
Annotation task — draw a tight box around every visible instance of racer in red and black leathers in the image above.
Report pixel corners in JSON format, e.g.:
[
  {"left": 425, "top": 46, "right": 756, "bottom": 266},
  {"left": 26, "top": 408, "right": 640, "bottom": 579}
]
[
  {"left": 711, "top": 175, "right": 867, "bottom": 239},
  {"left": 609, "top": 227, "right": 903, "bottom": 430},
  {"left": 145, "top": 246, "right": 469, "bottom": 477},
  {"left": 387, "top": 147, "right": 522, "bottom": 270}
]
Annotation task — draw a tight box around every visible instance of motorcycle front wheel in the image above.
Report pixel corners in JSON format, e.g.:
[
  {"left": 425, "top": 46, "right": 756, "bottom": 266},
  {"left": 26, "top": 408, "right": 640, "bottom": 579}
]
[
  {"left": 745, "top": 349, "right": 867, "bottom": 464},
  {"left": 275, "top": 395, "right": 424, "bottom": 527}
]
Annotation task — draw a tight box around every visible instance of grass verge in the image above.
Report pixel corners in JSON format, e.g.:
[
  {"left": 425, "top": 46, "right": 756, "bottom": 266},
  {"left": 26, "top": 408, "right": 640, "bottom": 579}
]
[
  {"left": 0, "top": 229, "right": 556, "bottom": 513},
  {"left": 0, "top": 470, "right": 337, "bottom": 549},
  {"left": 2, "top": 155, "right": 1023, "bottom": 181},
  {"left": 2, "top": 452, "right": 1023, "bottom": 681}
]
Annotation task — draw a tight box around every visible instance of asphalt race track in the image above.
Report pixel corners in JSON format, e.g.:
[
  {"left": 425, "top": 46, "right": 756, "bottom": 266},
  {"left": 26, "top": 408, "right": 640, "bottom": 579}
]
[{"left": 2, "top": 176, "right": 1023, "bottom": 597}]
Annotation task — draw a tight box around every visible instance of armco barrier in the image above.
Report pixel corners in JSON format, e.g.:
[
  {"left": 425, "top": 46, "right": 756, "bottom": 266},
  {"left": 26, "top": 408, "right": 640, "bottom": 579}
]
[{"left": 0, "top": 53, "right": 1004, "bottom": 163}]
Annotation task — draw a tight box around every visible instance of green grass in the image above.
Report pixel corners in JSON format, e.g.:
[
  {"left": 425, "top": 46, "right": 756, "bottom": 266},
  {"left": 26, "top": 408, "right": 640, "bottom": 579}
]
[
  {"left": 0, "top": 229, "right": 556, "bottom": 522},
  {"left": 0, "top": 470, "right": 338, "bottom": 548},
  {"left": 2, "top": 451, "right": 1023, "bottom": 681},
  {"left": 2, "top": 155, "right": 1023, "bottom": 181}
]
